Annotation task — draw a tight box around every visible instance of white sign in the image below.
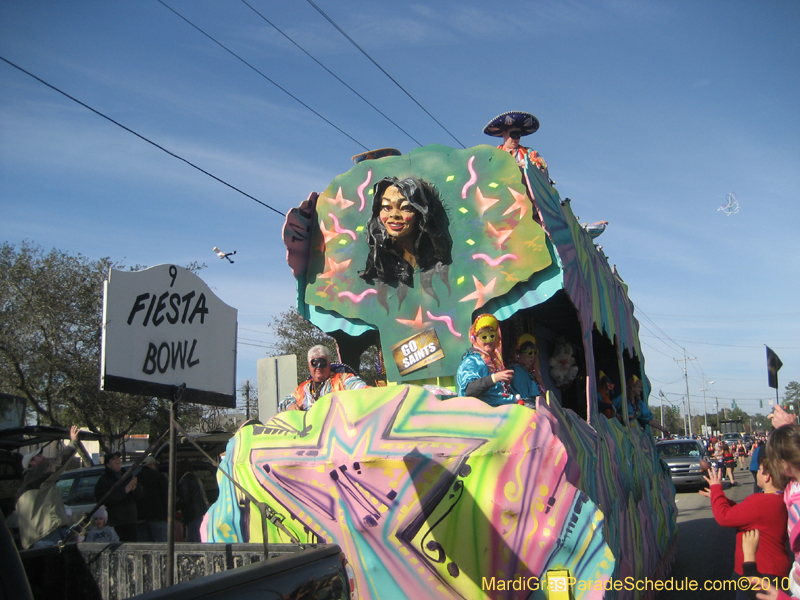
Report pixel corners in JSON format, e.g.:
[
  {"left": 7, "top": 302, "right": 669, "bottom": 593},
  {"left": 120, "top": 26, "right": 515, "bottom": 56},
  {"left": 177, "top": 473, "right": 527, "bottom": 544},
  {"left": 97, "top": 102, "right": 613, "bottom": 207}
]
[{"left": 101, "top": 265, "right": 237, "bottom": 407}]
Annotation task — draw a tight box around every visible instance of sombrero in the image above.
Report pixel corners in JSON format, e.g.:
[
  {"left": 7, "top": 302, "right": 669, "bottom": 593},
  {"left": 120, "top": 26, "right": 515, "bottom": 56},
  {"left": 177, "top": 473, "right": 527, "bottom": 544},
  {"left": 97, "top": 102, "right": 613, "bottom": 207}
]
[
  {"left": 483, "top": 111, "right": 540, "bottom": 137},
  {"left": 351, "top": 148, "right": 402, "bottom": 164}
]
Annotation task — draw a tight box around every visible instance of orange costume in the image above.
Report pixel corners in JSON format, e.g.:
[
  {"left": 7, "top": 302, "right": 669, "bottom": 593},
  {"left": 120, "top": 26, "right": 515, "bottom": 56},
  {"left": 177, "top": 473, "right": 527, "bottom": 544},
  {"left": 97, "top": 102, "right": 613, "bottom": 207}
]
[{"left": 291, "top": 370, "right": 367, "bottom": 411}]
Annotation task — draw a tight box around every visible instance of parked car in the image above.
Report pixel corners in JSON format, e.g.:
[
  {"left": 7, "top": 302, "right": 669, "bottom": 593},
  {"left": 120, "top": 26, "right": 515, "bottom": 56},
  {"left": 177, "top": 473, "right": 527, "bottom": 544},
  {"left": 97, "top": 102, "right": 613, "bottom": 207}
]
[
  {"left": 54, "top": 431, "right": 234, "bottom": 524},
  {"left": 720, "top": 432, "right": 744, "bottom": 446},
  {"left": 54, "top": 464, "right": 113, "bottom": 526},
  {"left": 656, "top": 439, "right": 710, "bottom": 489}
]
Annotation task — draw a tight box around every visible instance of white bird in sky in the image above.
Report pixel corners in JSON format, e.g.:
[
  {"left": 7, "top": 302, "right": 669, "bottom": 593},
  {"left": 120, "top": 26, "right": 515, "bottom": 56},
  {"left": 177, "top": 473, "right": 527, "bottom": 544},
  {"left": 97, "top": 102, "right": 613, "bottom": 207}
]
[{"left": 213, "top": 246, "right": 236, "bottom": 263}]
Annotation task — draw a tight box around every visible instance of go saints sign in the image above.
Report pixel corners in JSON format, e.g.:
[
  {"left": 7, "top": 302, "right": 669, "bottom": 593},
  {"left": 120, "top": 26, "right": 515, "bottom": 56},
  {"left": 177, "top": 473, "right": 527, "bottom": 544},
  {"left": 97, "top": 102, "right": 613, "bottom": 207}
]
[
  {"left": 390, "top": 328, "right": 445, "bottom": 376},
  {"left": 101, "top": 265, "right": 237, "bottom": 407}
]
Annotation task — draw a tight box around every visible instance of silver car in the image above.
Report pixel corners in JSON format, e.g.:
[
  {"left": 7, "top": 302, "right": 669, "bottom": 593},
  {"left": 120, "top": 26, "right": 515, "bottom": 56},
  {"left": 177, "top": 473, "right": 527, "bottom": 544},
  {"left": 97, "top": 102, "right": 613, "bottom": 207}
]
[{"left": 656, "top": 439, "right": 710, "bottom": 489}]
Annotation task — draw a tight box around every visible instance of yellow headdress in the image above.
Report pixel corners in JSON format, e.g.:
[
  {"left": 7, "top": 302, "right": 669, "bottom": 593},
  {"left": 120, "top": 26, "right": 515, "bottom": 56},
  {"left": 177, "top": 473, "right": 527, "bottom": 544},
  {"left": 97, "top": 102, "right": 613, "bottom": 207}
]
[
  {"left": 516, "top": 333, "right": 537, "bottom": 351},
  {"left": 472, "top": 314, "right": 498, "bottom": 334},
  {"left": 468, "top": 313, "right": 504, "bottom": 372}
]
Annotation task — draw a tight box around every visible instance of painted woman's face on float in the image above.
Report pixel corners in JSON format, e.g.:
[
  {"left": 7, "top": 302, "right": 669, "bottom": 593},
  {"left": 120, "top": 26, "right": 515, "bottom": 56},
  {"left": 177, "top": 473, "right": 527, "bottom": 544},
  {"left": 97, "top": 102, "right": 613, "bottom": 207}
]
[
  {"left": 379, "top": 186, "right": 417, "bottom": 239},
  {"left": 475, "top": 327, "right": 498, "bottom": 353}
]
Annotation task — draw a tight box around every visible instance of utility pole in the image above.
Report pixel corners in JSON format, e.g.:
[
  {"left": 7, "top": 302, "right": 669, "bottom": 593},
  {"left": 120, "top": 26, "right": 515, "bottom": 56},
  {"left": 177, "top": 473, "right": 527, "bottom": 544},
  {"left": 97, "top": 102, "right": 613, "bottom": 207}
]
[
  {"left": 701, "top": 379, "right": 714, "bottom": 437},
  {"left": 715, "top": 397, "right": 720, "bottom": 432},
  {"left": 682, "top": 398, "right": 688, "bottom": 436},
  {"left": 659, "top": 390, "right": 666, "bottom": 432},
  {"left": 244, "top": 380, "right": 251, "bottom": 420},
  {"left": 675, "top": 350, "right": 696, "bottom": 437}
]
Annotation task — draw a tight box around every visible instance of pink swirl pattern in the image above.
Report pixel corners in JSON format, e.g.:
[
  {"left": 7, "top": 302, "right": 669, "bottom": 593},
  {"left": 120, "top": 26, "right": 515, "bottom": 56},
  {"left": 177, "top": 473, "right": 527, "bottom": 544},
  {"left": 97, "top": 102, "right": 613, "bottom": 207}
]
[
  {"left": 357, "top": 170, "right": 372, "bottom": 211},
  {"left": 471, "top": 253, "right": 518, "bottom": 267},
  {"left": 328, "top": 213, "right": 356, "bottom": 240},
  {"left": 426, "top": 311, "right": 462, "bottom": 337},
  {"left": 338, "top": 289, "right": 377, "bottom": 303},
  {"left": 461, "top": 156, "right": 477, "bottom": 199}
]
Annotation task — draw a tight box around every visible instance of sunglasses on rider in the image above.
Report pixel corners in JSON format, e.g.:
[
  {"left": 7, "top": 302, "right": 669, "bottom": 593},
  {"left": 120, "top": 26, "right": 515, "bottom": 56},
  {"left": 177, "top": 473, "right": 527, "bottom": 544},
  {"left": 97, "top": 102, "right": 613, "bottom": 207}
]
[
  {"left": 508, "top": 130, "right": 522, "bottom": 140},
  {"left": 310, "top": 358, "right": 329, "bottom": 369}
]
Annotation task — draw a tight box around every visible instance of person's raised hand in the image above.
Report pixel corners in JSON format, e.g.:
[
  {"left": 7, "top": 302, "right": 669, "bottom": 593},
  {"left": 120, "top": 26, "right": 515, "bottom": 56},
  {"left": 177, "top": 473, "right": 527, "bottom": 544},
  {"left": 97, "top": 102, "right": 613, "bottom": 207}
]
[
  {"left": 767, "top": 404, "right": 796, "bottom": 428},
  {"left": 70, "top": 425, "right": 80, "bottom": 442},
  {"left": 703, "top": 466, "right": 723, "bottom": 487}
]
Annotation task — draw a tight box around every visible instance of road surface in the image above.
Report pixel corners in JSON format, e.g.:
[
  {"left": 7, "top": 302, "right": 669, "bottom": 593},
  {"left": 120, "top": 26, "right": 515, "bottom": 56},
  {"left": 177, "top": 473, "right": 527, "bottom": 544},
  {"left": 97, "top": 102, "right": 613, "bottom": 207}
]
[{"left": 660, "top": 466, "right": 764, "bottom": 600}]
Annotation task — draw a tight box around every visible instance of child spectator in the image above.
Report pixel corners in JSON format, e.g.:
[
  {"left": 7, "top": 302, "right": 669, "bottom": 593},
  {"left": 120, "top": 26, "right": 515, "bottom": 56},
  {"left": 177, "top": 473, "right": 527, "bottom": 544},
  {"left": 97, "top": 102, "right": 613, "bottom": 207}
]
[
  {"left": 84, "top": 506, "right": 119, "bottom": 543},
  {"left": 699, "top": 452, "right": 790, "bottom": 600},
  {"left": 742, "top": 531, "right": 793, "bottom": 600},
  {"left": 765, "top": 422, "right": 800, "bottom": 599}
]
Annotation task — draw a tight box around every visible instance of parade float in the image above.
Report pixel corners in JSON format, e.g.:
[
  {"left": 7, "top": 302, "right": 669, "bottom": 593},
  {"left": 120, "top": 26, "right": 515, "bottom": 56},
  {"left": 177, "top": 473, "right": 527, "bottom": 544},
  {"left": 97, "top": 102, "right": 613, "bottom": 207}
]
[{"left": 202, "top": 115, "right": 678, "bottom": 599}]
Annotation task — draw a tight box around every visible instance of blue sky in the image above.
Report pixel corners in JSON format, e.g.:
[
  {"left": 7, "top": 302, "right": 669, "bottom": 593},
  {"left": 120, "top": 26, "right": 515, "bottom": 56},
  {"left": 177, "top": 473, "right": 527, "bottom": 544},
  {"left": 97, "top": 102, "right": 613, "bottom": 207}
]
[{"left": 1, "top": 0, "right": 798, "bottom": 422}]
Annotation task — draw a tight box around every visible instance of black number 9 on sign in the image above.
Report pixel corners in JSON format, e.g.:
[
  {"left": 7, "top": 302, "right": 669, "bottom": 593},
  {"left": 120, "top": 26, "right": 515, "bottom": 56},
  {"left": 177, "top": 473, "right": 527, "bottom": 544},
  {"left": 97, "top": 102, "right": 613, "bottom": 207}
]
[{"left": 169, "top": 265, "right": 178, "bottom": 287}]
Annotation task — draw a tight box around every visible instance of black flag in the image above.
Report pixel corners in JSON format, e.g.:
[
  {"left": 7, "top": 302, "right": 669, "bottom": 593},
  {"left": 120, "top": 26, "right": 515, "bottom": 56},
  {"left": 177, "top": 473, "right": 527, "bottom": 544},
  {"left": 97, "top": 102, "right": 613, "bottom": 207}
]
[{"left": 767, "top": 346, "right": 783, "bottom": 389}]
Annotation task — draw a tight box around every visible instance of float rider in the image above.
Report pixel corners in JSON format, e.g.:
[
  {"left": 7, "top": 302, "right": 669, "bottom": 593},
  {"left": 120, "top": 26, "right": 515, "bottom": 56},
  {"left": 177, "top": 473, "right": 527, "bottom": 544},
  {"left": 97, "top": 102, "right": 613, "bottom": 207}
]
[
  {"left": 285, "top": 345, "right": 368, "bottom": 411},
  {"left": 483, "top": 110, "right": 552, "bottom": 184},
  {"left": 508, "top": 333, "right": 545, "bottom": 402},
  {"left": 456, "top": 314, "right": 515, "bottom": 406}
]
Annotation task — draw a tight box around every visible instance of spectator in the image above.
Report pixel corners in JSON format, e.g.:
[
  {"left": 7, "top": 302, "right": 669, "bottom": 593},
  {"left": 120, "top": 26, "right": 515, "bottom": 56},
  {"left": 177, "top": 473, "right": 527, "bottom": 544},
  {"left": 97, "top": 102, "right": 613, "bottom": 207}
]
[
  {"left": 722, "top": 442, "right": 738, "bottom": 486},
  {"left": 136, "top": 456, "right": 168, "bottom": 542},
  {"left": 765, "top": 420, "right": 800, "bottom": 599},
  {"left": 94, "top": 451, "right": 142, "bottom": 542},
  {"left": 177, "top": 464, "right": 209, "bottom": 543},
  {"left": 699, "top": 454, "right": 790, "bottom": 600},
  {"left": 752, "top": 440, "right": 766, "bottom": 494},
  {"left": 84, "top": 506, "right": 119, "bottom": 543},
  {"left": 15, "top": 426, "right": 81, "bottom": 549},
  {"left": 282, "top": 345, "right": 368, "bottom": 412},
  {"left": 738, "top": 442, "right": 749, "bottom": 471}
]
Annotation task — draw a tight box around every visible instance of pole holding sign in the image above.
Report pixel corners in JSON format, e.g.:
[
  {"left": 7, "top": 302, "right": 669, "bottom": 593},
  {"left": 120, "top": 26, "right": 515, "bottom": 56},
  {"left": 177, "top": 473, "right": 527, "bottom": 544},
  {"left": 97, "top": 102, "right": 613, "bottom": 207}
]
[{"left": 101, "top": 265, "right": 237, "bottom": 407}]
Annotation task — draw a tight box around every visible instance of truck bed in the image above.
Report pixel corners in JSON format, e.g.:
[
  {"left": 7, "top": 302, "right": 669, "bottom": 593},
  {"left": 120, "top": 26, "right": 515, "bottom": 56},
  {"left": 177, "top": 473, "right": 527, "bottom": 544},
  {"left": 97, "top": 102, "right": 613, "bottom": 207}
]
[{"left": 19, "top": 542, "right": 351, "bottom": 600}]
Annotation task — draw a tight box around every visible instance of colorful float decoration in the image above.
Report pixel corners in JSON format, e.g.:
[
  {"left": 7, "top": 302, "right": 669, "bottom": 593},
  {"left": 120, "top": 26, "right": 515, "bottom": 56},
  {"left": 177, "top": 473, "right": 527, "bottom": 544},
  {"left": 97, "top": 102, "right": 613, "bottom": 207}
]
[{"left": 203, "top": 142, "right": 678, "bottom": 599}]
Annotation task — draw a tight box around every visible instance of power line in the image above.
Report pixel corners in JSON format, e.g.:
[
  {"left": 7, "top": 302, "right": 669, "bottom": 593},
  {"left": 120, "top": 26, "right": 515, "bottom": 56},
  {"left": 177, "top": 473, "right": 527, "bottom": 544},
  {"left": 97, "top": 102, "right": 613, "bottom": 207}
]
[
  {"left": 639, "top": 339, "right": 679, "bottom": 360},
  {"left": 0, "top": 55, "right": 286, "bottom": 217},
  {"left": 305, "top": 0, "right": 465, "bottom": 149},
  {"left": 157, "top": 0, "right": 369, "bottom": 151},
  {"left": 237, "top": 341, "right": 279, "bottom": 349},
  {"left": 240, "top": 0, "right": 423, "bottom": 147},
  {"left": 639, "top": 334, "right": 799, "bottom": 350},
  {"left": 644, "top": 312, "right": 798, "bottom": 321},
  {"left": 637, "top": 309, "right": 686, "bottom": 355},
  {"left": 239, "top": 327, "right": 275, "bottom": 335}
]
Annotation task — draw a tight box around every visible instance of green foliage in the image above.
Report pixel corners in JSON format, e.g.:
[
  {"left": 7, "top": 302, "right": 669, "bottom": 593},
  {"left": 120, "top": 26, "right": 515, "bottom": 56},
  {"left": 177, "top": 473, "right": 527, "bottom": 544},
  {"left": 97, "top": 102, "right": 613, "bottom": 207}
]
[
  {"left": 650, "top": 404, "right": 683, "bottom": 436},
  {"left": 270, "top": 307, "right": 379, "bottom": 386},
  {"left": 0, "top": 241, "right": 207, "bottom": 449},
  {"left": 785, "top": 381, "right": 800, "bottom": 406},
  {"left": 728, "top": 406, "right": 747, "bottom": 421}
]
